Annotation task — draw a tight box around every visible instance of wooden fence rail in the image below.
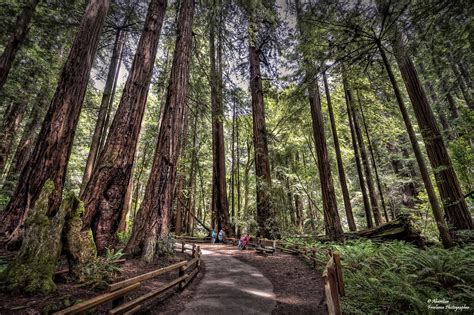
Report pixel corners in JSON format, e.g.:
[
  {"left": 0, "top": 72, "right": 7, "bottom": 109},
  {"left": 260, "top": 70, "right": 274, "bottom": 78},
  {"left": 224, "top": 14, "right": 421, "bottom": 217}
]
[
  {"left": 174, "top": 235, "right": 345, "bottom": 314},
  {"left": 323, "top": 252, "right": 344, "bottom": 315},
  {"left": 54, "top": 243, "right": 201, "bottom": 315}
]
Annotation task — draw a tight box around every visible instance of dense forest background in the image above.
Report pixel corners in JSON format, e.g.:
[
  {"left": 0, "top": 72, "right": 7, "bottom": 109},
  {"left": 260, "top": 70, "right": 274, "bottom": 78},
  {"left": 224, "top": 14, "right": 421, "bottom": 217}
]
[{"left": 0, "top": 0, "right": 473, "bottom": 312}]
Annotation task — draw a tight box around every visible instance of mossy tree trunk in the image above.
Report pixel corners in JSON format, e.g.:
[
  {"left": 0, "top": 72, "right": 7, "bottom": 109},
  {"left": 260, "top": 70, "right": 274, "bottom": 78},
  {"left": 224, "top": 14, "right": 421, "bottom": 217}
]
[
  {"left": 1, "top": 183, "right": 97, "bottom": 294},
  {"left": 0, "top": 0, "right": 110, "bottom": 247}
]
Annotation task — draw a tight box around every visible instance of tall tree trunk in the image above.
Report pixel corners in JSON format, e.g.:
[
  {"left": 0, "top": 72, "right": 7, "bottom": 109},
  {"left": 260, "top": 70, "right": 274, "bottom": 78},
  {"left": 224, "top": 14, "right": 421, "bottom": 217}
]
[
  {"left": 418, "top": 62, "right": 454, "bottom": 140},
  {"left": 248, "top": 40, "right": 273, "bottom": 238},
  {"left": 185, "top": 111, "right": 198, "bottom": 235},
  {"left": 0, "top": 0, "right": 40, "bottom": 90},
  {"left": 294, "top": 193, "right": 304, "bottom": 233},
  {"left": 210, "top": 3, "right": 231, "bottom": 236},
  {"left": 378, "top": 43, "right": 453, "bottom": 247},
  {"left": 0, "top": 98, "right": 28, "bottom": 176},
  {"left": 323, "top": 72, "right": 356, "bottom": 231},
  {"left": 350, "top": 90, "right": 383, "bottom": 226},
  {"left": 231, "top": 94, "right": 236, "bottom": 233},
  {"left": 174, "top": 174, "right": 185, "bottom": 235},
  {"left": 80, "top": 29, "right": 125, "bottom": 194},
  {"left": 358, "top": 90, "right": 389, "bottom": 221},
  {"left": 390, "top": 38, "right": 472, "bottom": 231},
  {"left": 432, "top": 56, "right": 459, "bottom": 119},
  {"left": 117, "top": 173, "right": 133, "bottom": 233},
  {"left": 1, "top": 83, "right": 49, "bottom": 196},
  {"left": 295, "top": 0, "right": 343, "bottom": 239},
  {"left": 307, "top": 79, "right": 344, "bottom": 239},
  {"left": 81, "top": 0, "right": 167, "bottom": 254},
  {"left": 125, "top": 0, "right": 194, "bottom": 261},
  {"left": 344, "top": 78, "right": 374, "bottom": 229},
  {"left": 0, "top": 0, "right": 110, "bottom": 246}
]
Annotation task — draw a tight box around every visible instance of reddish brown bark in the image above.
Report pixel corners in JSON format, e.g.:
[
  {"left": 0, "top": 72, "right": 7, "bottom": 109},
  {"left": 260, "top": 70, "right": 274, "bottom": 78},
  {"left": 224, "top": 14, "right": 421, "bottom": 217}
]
[
  {"left": 378, "top": 43, "right": 453, "bottom": 247},
  {"left": 248, "top": 43, "right": 274, "bottom": 238},
  {"left": 344, "top": 79, "right": 374, "bottom": 229},
  {"left": 393, "top": 40, "right": 472, "bottom": 230},
  {"left": 358, "top": 92, "right": 389, "bottom": 222},
  {"left": 117, "top": 174, "right": 133, "bottom": 233},
  {"left": 80, "top": 29, "right": 125, "bottom": 194},
  {"left": 0, "top": 99, "right": 28, "bottom": 176},
  {"left": 210, "top": 5, "right": 231, "bottom": 236},
  {"left": 81, "top": 0, "right": 167, "bottom": 254},
  {"left": 295, "top": 0, "right": 343, "bottom": 239},
  {"left": 174, "top": 175, "right": 185, "bottom": 236},
  {"left": 323, "top": 72, "right": 357, "bottom": 231},
  {"left": 350, "top": 93, "right": 383, "bottom": 226},
  {"left": 308, "top": 80, "right": 344, "bottom": 240},
  {"left": 0, "top": 0, "right": 110, "bottom": 245},
  {"left": 1, "top": 85, "right": 49, "bottom": 196},
  {"left": 0, "top": 0, "right": 40, "bottom": 90},
  {"left": 125, "top": 0, "right": 194, "bottom": 261}
]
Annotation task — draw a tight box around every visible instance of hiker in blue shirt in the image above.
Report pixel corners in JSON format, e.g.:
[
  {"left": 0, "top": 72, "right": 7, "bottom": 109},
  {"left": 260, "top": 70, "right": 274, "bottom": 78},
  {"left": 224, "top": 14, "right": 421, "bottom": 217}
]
[{"left": 211, "top": 229, "right": 216, "bottom": 244}]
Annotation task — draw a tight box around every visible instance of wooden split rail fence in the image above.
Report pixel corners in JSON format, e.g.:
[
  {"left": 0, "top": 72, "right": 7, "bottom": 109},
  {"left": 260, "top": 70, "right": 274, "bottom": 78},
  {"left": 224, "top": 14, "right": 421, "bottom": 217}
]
[
  {"left": 175, "top": 235, "right": 345, "bottom": 314},
  {"left": 54, "top": 243, "right": 201, "bottom": 315},
  {"left": 323, "top": 252, "right": 344, "bottom": 315}
]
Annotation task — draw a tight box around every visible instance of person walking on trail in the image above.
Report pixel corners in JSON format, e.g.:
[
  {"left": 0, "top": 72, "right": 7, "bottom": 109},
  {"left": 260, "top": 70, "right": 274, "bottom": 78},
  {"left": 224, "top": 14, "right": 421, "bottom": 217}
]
[
  {"left": 238, "top": 234, "right": 250, "bottom": 250},
  {"left": 211, "top": 229, "right": 216, "bottom": 244},
  {"left": 218, "top": 229, "right": 224, "bottom": 243}
]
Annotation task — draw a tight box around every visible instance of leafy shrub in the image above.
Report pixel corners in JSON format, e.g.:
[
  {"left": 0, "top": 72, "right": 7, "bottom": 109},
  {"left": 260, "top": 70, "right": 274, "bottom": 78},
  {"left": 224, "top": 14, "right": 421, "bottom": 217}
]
[
  {"left": 75, "top": 248, "right": 124, "bottom": 289},
  {"left": 287, "top": 238, "right": 474, "bottom": 314}
]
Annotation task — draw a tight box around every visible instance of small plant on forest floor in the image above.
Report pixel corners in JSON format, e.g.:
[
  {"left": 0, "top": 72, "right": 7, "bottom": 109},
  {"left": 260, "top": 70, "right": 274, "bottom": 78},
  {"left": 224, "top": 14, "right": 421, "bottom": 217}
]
[
  {"left": 288, "top": 239, "right": 474, "bottom": 314},
  {"left": 75, "top": 248, "right": 124, "bottom": 289}
]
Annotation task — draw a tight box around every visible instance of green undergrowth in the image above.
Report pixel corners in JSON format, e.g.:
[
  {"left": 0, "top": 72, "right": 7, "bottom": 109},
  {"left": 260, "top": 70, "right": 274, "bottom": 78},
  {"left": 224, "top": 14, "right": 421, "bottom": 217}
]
[
  {"left": 75, "top": 248, "right": 124, "bottom": 289},
  {"left": 285, "top": 238, "right": 474, "bottom": 314}
]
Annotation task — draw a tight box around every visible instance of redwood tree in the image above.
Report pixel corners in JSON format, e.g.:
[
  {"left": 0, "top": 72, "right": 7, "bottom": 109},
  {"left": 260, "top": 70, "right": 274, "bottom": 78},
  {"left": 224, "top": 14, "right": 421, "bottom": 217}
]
[
  {"left": 323, "top": 72, "right": 357, "bottom": 231},
  {"left": 81, "top": 0, "right": 168, "bottom": 254},
  {"left": 248, "top": 36, "right": 274, "bottom": 238},
  {"left": 344, "top": 78, "right": 374, "bottom": 229},
  {"left": 125, "top": 0, "right": 195, "bottom": 262},
  {"left": 296, "top": 0, "right": 344, "bottom": 240},
  {"left": 350, "top": 90, "right": 383, "bottom": 226},
  {"left": 0, "top": 0, "right": 40, "bottom": 90},
  {"left": 210, "top": 2, "right": 231, "bottom": 236},
  {"left": 391, "top": 34, "right": 472, "bottom": 230},
  {"left": 377, "top": 42, "right": 453, "bottom": 247},
  {"left": 80, "top": 28, "right": 125, "bottom": 194},
  {"left": 0, "top": 0, "right": 111, "bottom": 245}
]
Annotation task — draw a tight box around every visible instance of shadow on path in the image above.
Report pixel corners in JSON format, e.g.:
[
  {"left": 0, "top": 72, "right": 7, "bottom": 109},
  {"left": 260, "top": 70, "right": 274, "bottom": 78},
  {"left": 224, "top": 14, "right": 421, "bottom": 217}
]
[{"left": 179, "top": 245, "right": 276, "bottom": 314}]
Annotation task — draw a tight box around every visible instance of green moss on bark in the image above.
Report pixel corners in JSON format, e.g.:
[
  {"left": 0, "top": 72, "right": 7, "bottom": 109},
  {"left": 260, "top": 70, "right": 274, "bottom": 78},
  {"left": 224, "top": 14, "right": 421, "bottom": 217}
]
[
  {"left": 0, "top": 180, "right": 67, "bottom": 294},
  {"left": 63, "top": 193, "right": 97, "bottom": 275}
]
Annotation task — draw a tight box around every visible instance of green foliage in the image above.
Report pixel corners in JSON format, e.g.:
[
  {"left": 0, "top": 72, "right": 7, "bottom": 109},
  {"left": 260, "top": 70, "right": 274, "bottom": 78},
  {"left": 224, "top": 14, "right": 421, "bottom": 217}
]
[
  {"left": 75, "top": 248, "right": 124, "bottom": 290},
  {"left": 314, "top": 240, "right": 474, "bottom": 314}
]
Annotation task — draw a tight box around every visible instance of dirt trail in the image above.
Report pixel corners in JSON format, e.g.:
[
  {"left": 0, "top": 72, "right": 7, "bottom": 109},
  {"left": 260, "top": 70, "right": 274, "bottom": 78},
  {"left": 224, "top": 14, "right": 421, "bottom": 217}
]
[{"left": 179, "top": 244, "right": 276, "bottom": 314}]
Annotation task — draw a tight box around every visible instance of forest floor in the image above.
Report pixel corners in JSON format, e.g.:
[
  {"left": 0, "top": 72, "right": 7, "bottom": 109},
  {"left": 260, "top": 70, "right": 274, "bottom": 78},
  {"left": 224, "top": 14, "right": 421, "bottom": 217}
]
[
  {"left": 158, "top": 243, "right": 327, "bottom": 315},
  {"left": 0, "top": 243, "right": 327, "bottom": 314}
]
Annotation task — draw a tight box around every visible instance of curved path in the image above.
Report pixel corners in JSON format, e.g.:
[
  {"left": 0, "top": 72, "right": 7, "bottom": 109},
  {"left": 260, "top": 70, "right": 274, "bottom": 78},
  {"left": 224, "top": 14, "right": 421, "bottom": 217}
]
[{"left": 179, "top": 244, "right": 276, "bottom": 314}]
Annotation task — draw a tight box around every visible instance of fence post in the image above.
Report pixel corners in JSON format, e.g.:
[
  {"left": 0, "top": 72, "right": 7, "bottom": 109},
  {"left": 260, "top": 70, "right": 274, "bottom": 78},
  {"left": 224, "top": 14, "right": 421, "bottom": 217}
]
[
  {"left": 179, "top": 265, "right": 186, "bottom": 290},
  {"left": 327, "top": 264, "right": 342, "bottom": 315},
  {"left": 332, "top": 253, "right": 345, "bottom": 296},
  {"left": 192, "top": 244, "right": 196, "bottom": 258},
  {"left": 197, "top": 246, "right": 201, "bottom": 269},
  {"left": 181, "top": 241, "right": 185, "bottom": 253}
]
